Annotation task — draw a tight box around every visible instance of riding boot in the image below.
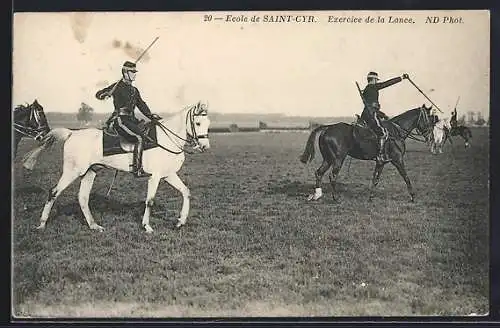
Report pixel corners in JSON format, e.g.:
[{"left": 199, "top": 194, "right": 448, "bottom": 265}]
[
  {"left": 132, "top": 140, "right": 152, "bottom": 178},
  {"left": 377, "top": 137, "right": 389, "bottom": 162}
]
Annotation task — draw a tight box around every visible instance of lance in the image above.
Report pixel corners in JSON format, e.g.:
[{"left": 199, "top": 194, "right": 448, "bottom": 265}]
[
  {"left": 135, "top": 36, "right": 160, "bottom": 64},
  {"left": 406, "top": 77, "right": 443, "bottom": 113},
  {"left": 105, "top": 36, "right": 160, "bottom": 98},
  {"left": 454, "top": 96, "right": 460, "bottom": 111}
]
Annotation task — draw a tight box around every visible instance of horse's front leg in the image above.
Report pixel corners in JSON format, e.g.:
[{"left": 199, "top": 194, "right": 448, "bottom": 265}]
[
  {"left": 142, "top": 175, "right": 161, "bottom": 233},
  {"left": 164, "top": 173, "right": 190, "bottom": 228},
  {"left": 368, "top": 162, "right": 385, "bottom": 202},
  {"left": 391, "top": 159, "right": 415, "bottom": 202}
]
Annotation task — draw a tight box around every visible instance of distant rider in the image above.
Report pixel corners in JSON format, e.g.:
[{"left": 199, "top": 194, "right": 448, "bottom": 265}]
[{"left": 450, "top": 107, "right": 458, "bottom": 129}]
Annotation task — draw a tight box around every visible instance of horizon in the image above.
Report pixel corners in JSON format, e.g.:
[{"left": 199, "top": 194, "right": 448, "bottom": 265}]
[
  {"left": 43, "top": 109, "right": 484, "bottom": 119},
  {"left": 13, "top": 11, "right": 490, "bottom": 119}
]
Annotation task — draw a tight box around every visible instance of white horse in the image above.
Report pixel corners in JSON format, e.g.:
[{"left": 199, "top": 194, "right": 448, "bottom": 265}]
[
  {"left": 431, "top": 117, "right": 451, "bottom": 154},
  {"left": 22, "top": 102, "right": 211, "bottom": 233}
]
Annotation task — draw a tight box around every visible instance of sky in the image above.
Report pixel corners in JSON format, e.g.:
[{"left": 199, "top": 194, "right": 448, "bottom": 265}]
[{"left": 12, "top": 10, "right": 490, "bottom": 118}]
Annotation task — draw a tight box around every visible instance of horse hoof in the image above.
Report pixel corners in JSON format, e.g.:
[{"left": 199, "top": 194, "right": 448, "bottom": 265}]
[
  {"left": 143, "top": 225, "right": 154, "bottom": 233},
  {"left": 90, "top": 224, "right": 105, "bottom": 232},
  {"left": 307, "top": 194, "right": 322, "bottom": 201},
  {"left": 35, "top": 224, "right": 46, "bottom": 230},
  {"left": 176, "top": 219, "right": 186, "bottom": 228}
]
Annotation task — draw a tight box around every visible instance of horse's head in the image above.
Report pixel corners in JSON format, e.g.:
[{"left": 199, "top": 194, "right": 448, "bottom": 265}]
[
  {"left": 443, "top": 118, "right": 452, "bottom": 130},
  {"left": 415, "top": 104, "right": 434, "bottom": 143},
  {"left": 14, "top": 99, "right": 50, "bottom": 140},
  {"left": 430, "top": 114, "right": 439, "bottom": 125},
  {"left": 187, "top": 101, "right": 211, "bottom": 152}
]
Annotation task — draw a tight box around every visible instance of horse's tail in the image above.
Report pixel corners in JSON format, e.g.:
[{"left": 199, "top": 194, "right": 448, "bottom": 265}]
[
  {"left": 22, "top": 128, "right": 73, "bottom": 170},
  {"left": 299, "top": 125, "right": 329, "bottom": 164}
]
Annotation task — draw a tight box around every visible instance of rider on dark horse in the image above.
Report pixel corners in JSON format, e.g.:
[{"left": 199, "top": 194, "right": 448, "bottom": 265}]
[
  {"left": 360, "top": 71, "right": 409, "bottom": 162},
  {"left": 450, "top": 107, "right": 458, "bottom": 129},
  {"left": 95, "top": 61, "right": 161, "bottom": 178}
]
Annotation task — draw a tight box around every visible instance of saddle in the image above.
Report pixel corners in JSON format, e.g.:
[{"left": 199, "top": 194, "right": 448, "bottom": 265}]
[
  {"left": 102, "top": 119, "right": 158, "bottom": 157},
  {"left": 351, "top": 116, "right": 396, "bottom": 145}
]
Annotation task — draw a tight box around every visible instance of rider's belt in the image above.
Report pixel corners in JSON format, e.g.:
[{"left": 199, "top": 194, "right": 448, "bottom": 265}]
[{"left": 118, "top": 107, "right": 132, "bottom": 116}]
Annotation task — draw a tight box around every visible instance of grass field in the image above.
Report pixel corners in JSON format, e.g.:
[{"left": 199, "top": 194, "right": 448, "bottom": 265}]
[{"left": 12, "top": 127, "right": 489, "bottom": 317}]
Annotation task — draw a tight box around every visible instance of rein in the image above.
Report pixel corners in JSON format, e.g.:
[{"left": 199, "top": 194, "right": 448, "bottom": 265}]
[
  {"left": 141, "top": 105, "right": 207, "bottom": 155},
  {"left": 13, "top": 123, "right": 45, "bottom": 139},
  {"left": 391, "top": 108, "right": 432, "bottom": 143}
]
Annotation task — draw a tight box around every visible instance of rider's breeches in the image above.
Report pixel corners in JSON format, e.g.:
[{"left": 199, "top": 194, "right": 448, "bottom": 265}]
[
  {"left": 367, "top": 112, "right": 388, "bottom": 139},
  {"left": 115, "top": 115, "right": 144, "bottom": 143}
]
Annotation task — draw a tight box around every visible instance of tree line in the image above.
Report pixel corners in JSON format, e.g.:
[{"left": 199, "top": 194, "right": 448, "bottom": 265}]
[{"left": 74, "top": 104, "right": 489, "bottom": 127}]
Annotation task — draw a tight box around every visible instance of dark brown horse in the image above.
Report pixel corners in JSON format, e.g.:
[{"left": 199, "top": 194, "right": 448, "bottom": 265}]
[
  {"left": 13, "top": 100, "right": 50, "bottom": 156},
  {"left": 445, "top": 125, "right": 473, "bottom": 148},
  {"left": 300, "top": 105, "right": 433, "bottom": 202}
]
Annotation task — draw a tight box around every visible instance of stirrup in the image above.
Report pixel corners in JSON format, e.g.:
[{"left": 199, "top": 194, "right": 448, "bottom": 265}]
[
  {"left": 133, "top": 168, "right": 152, "bottom": 178},
  {"left": 376, "top": 153, "right": 390, "bottom": 162}
]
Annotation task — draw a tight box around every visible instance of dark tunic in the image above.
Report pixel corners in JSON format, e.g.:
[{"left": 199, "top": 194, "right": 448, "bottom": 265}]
[
  {"left": 450, "top": 109, "right": 458, "bottom": 127},
  {"left": 95, "top": 79, "right": 152, "bottom": 118},
  {"left": 361, "top": 76, "right": 403, "bottom": 120},
  {"left": 359, "top": 76, "right": 403, "bottom": 138}
]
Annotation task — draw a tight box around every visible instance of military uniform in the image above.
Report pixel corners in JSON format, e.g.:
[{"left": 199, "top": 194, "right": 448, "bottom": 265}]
[
  {"left": 96, "top": 61, "right": 156, "bottom": 177},
  {"left": 360, "top": 71, "right": 407, "bottom": 161},
  {"left": 450, "top": 108, "right": 458, "bottom": 128}
]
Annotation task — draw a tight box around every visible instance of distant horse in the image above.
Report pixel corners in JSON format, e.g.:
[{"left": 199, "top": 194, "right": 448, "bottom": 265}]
[
  {"left": 431, "top": 118, "right": 451, "bottom": 154},
  {"left": 22, "top": 102, "right": 211, "bottom": 233},
  {"left": 300, "top": 105, "right": 433, "bottom": 202},
  {"left": 445, "top": 125, "right": 473, "bottom": 148},
  {"left": 13, "top": 100, "right": 50, "bottom": 156}
]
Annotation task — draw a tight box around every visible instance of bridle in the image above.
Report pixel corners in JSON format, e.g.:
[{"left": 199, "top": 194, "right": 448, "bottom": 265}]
[
  {"left": 146, "top": 104, "right": 209, "bottom": 155},
  {"left": 413, "top": 106, "right": 433, "bottom": 142},
  {"left": 13, "top": 104, "right": 49, "bottom": 141},
  {"left": 392, "top": 106, "right": 433, "bottom": 143},
  {"left": 186, "top": 105, "right": 209, "bottom": 151}
]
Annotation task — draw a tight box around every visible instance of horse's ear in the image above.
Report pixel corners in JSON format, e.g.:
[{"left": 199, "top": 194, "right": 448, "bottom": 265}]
[{"left": 33, "top": 99, "right": 39, "bottom": 105}]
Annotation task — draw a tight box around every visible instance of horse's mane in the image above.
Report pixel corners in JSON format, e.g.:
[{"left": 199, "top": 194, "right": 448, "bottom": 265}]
[
  {"left": 389, "top": 106, "right": 423, "bottom": 123},
  {"left": 162, "top": 102, "right": 208, "bottom": 118},
  {"left": 14, "top": 103, "right": 29, "bottom": 112}
]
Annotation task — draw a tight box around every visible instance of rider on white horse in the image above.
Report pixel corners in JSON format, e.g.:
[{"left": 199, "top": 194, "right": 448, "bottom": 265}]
[
  {"left": 95, "top": 61, "right": 161, "bottom": 178},
  {"left": 431, "top": 112, "right": 452, "bottom": 154}
]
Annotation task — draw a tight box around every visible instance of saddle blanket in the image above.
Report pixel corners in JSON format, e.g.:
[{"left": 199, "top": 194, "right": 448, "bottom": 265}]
[{"left": 102, "top": 124, "right": 158, "bottom": 157}]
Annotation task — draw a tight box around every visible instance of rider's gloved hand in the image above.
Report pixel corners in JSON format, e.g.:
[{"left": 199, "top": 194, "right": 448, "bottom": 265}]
[
  {"left": 97, "top": 93, "right": 111, "bottom": 100},
  {"left": 148, "top": 113, "right": 162, "bottom": 120}
]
